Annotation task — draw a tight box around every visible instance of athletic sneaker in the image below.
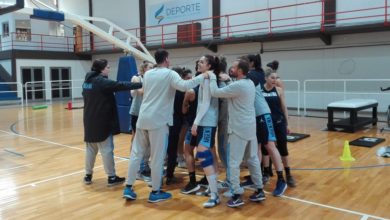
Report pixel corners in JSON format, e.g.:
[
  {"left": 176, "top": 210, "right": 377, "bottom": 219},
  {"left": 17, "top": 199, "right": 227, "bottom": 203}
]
[
  {"left": 376, "top": 146, "right": 390, "bottom": 157},
  {"left": 197, "top": 176, "right": 209, "bottom": 188},
  {"left": 196, "top": 187, "right": 210, "bottom": 197},
  {"left": 123, "top": 186, "right": 137, "bottom": 200},
  {"left": 217, "top": 180, "right": 230, "bottom": 190},
  {"left": 262, "top": 175, "right": 270, "bottom": 185},
  {"left": 249, "top": 189, "right": 266, "bottom": 202},
  {"left": 286, "top": 175, "right": 297, "bottom": 187},
  {"left": 107, "top": 176, "right": 126, "bottom": 187},
  {"left": 240, "top": 178, "right": 254, "bottom": 189},
  {"left": 136, "top": 172, "right": 151, "bottom": 182},
  {"left": 227, "top": 195, "right": 244, "bottom": 208},
  {"left": 181, "top": 182, "right": 200, "bottom": 194},
  {"left": 148, "top": 190, "right": 172, "bottom": 203},
  {"left": 203, "top": 195, "right": 220, "bottom": 208},
  {"left": 83, "top": 174, "right": 92, "bottom": 185},
  {"left": 272, "top": 179, "right": 287, "bottom": 197}
]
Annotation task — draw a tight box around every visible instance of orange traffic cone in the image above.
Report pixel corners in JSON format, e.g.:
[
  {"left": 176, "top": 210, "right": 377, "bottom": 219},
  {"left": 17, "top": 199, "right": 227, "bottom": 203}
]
[{"left": 340, "top": 140, "right": 355, "bottom": 162}]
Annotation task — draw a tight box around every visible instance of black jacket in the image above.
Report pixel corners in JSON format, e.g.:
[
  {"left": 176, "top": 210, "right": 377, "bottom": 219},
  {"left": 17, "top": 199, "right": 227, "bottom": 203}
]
[{"left": 82, "top": 71, "right": 142, "bottom": 142}]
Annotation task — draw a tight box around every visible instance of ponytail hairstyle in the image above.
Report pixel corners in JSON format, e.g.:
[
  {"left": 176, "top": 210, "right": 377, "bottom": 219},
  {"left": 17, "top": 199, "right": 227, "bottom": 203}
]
[
  {"left": 203, "top": 54, "right": 222, "bottom": 85},
  {"left": 247, "top": 54, "right": 263, "bottom": 72},
  {"left": 266, "top": 60, "right": 279, "bottom": 71},
  {"left": 218, "top": 56, "right": 227, "bottom": 73},
  {"left": 91, "top": 59, "right": 108, "bottom": 73}
]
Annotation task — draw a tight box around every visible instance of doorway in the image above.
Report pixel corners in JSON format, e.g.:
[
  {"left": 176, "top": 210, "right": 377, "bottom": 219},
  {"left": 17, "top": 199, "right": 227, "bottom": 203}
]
[
  {"left": 21, "top": 67, "right": 45, "bottom": 101},
  {"left": 50, "top": 67, "right": 71, "bottom": 99}
]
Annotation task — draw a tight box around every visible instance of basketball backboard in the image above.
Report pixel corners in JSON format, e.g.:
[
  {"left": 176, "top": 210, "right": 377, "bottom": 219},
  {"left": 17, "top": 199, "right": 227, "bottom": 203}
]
[{"left": 0, "top": 0, "right": 24, "bottom": 15}]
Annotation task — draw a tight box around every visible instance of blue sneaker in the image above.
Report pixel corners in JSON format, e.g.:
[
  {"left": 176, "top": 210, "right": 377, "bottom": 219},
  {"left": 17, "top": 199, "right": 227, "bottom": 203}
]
[
  {"left": 227, "top": 195, "right": 244, "bottom": 208},
  {"left": 148, "top": 190, "right": 172, "bottom": 203},
  {"left": 249, "top": 189, "right": 266, "bottom": 202},
  {"left": 273, "top": 179, "right": 287, "bottom": 197},
  {"left": 123, "top": 186, "right": 137, "bottom": 200},
  {"left": 240, "top": 178, "right": 255, "bottom": 190}
]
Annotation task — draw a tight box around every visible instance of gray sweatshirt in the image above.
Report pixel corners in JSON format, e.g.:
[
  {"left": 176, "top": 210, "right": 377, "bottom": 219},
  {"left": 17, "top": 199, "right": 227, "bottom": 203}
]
[
  {"left": 209, "top": 73, "right": 256, "bottom": 141},
  {"left": 137, "top": 67, "right": 204, "bottom": 130}
]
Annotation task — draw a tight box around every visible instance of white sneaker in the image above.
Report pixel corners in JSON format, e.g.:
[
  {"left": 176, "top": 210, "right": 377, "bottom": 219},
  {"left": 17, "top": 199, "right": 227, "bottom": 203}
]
[
  {"left": 376, "top": 146, "right": 390, "bottom": 157},
  {"left": 203, "top": 194, "right": 220, "bottom": 208},
  {"left": 196, "top": 187, "right": 211, "bottom": 197}
]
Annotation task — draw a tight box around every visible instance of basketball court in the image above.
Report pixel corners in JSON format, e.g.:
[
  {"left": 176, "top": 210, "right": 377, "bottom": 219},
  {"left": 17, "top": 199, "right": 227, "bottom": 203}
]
[{"left": 0, "top": 103, "right": 389, "bottom": 219}]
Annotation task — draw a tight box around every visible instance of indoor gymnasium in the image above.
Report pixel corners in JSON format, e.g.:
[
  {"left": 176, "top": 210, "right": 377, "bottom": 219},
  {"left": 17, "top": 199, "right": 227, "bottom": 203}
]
[{"left": 0, "top": 0, "right": 389, "bottom": 219}]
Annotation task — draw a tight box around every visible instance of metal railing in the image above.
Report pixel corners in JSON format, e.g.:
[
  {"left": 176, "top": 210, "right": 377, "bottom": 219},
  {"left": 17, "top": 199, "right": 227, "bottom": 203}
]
[
  {"left": 1, "top": 0, "right": 389, "bottom": 52},
  {"left": 283, "top": 80, "right": 301, "bottom": 116},
  {"left": 303, "top": 79, "right": 390, "bottom": 116},
  {"left": 3, "top": 78, "right": 390, "bottom": 120},
  {"left": 24, "top": 79, "right": 84, "bottom": 106}
]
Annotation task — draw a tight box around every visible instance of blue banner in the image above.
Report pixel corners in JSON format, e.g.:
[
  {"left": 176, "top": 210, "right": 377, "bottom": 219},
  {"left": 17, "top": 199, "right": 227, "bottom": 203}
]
[{"left": 147, "top": 0, "right": 209, "bottom": 26}]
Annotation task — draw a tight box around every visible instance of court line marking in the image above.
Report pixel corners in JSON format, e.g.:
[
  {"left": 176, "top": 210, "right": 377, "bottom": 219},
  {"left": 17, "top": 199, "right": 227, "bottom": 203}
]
[
  {"left": 5, "top": 158, "right": 128, "bottom": 191},
  {"left": 0, "top": 129, "right": 129, "bottom": 160},
  {"left": 281, "top": 195, "right": 388, "bottom": 220},
  {"left": 0, "top": 164, "right": 33, "bottom": 171},
  {"left": 293, "top": 164, "right": 390, "bottom": 171},
  {"left": 361, "top": 215, "right": 370, "bottom": 220}
]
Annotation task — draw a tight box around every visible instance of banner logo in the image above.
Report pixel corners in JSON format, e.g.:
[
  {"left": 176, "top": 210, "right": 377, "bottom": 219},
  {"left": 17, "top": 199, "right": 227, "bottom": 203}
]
[{"left": 155, "top": 5, "right": 165, "bottom": 24}]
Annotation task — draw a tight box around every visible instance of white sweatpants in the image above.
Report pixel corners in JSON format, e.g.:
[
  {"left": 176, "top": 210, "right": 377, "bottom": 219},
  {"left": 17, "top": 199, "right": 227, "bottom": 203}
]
[{"left": 126, "top": 125, "right": 169, "bottom": 191}]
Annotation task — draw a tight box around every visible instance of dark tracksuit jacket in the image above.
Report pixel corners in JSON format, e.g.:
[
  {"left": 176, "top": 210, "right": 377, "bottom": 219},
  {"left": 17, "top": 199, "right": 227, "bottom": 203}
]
[{"left": 82, "top": 71, "right": 142, "bottom": 143}]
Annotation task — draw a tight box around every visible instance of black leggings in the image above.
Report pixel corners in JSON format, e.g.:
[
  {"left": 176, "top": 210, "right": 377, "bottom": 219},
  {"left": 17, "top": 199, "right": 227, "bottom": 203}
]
[{"left": 166, "top": 114, "right": 185, "bottom": 178}]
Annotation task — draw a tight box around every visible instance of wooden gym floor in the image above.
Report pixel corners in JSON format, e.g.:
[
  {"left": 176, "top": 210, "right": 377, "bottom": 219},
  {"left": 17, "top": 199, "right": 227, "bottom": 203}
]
[{"left": 0, "top": 103, "right": 389, "bottom": 220}]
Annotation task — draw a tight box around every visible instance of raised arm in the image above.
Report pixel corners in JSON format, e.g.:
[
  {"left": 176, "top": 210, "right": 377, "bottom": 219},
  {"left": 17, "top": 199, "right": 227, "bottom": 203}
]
[
  {"left": 130, "top": 75, "right": 143, "bottom": 97},
  {"left": 170, "top": 71, "right": 204, "bottom": 91},
  {"left": 209, "top": 72, "right": 239, "bottom": 98},
  {"left": 100, "top": 77, "right": 142, "bottom": 92}
]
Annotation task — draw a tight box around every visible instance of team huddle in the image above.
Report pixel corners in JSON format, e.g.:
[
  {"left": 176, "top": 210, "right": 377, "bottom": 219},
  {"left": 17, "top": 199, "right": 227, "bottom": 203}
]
[{"left": 82, "top": 49, "right": 296, "bottom": 209}]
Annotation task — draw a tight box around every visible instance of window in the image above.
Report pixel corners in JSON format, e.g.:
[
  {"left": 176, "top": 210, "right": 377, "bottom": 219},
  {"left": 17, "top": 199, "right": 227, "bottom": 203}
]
[
  {"left": 2, "top": 22, "right": 9, "bottom": 37},
  {"left": 15, "top": 20, "right": 31, "bottom": 41}
]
